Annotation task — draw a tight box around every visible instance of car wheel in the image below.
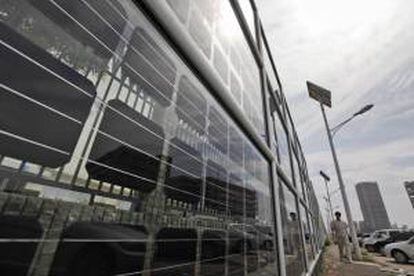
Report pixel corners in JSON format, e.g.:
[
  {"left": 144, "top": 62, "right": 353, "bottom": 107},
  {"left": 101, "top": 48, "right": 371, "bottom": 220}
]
[{"left": 392, "top": 250, "right": 408, "bottom": 264}]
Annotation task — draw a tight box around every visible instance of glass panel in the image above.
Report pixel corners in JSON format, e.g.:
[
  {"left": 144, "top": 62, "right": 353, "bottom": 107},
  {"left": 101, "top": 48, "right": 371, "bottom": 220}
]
[
  {"left": 280, "top": 183, "right": 305, "bottom": 276},
  {"left": 300, "top": 204, "right": 313, "bottom": 265},
  {"left": 200, "top": 230, "right": 226, "bottom": 275},
  {"left": 292, "top": 152, "right": 304, "bottom": 199},
  {"left": 152, "top": 228, "right": 197, "bottom": 275},
  {"left": 167, "top": 0, "right": 265, "bottom": 138},
  {"left": 308, "top": 213, "right": 317, "bottom": 261},
  {"left": 0, "top": 1, "right": 277, "bottom": 275},
  {"left": 272, "top": 111, "right": 291, "bottom": 180}
]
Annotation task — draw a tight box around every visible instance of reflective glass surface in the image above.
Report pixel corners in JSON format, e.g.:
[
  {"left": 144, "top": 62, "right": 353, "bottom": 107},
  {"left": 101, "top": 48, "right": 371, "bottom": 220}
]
[
  {"left": 292, "top": 152, "right": 304, "bottom": 199},
  {"left": 300, "top": 204, "right": 313, "bottom": 266},
  {"left": 167, "top": 0, "right": 265, "bottom": 138},
  {"left": 272, "top": 111, "right": 291, "bottom": 180},
  {"left": 279, "top": 183, "right": 305, "bottom": 276},
  {"left": 0, "top": 1, "right": 277, "bottom": 275}
]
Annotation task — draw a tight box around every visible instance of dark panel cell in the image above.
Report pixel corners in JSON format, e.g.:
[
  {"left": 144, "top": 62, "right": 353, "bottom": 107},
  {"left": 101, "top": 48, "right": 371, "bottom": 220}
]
[
  {"left": 245, "top": 182, "right": 257, "bottom": 219},
  {"left": 0, "top": 23, "right": 96, "bottom": 167},
  {"left": 189, "top": 10, "right": 212, "bottom": 58},
  {"left": 167, "top": 0, "right": 190, "bottom": 23},
  {"left": 86, "top": 100, "right": 164, "bottom": 192},
  {"left": 123, "top": 28, "right": 176, "bottom": 107},
  {"left": 229, "top": 127, "right": 243, "bottom": 167},
  {"left": 244, "top": 146, "right": 255, "bottom": 178},
  {"left": 208, "top": 107, "right": 228, "bottom": 154},
  {"left": 205, "top": 161, "right": 227, "bottom": 212},
  {"left": 246, "top": 238, "right": 259, "bottom": 273},
  {"left": 176, "top": 76, "right": 207, "bottom": 134},
  {"left": 228, "top": 174, "right": 244, "bottom": 218},
  {"left": 200, "top": 230, "right": 226, "bottom": 276},
  {"left": 50, "top": 222, "right": 147, "bottom": 276},
  {"left": 165, "top": 138, "right": 203, "bottom": 204},
  {"left": 152, "top": 228, "right": 197, "bottom": 276},
  {"left": 213, "top": 45, "right": 228, "bottom": 84},
  {"left": 30, "top": 0, "right": 127, "bottom": 60},
  {"left": 0, "top": 216, "right": 43, "bottom": 275},
  {"left": 228, "top": 226, "right": 246, "bottom": 276}
]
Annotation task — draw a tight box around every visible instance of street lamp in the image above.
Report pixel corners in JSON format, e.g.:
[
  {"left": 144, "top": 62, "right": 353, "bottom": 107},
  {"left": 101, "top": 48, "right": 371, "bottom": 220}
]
[
  {"left": 306, "top": 81, "right": 373, "bottom": 261},
  {"left": 331, "top": 104, "right": 374, "bottom": 136}
]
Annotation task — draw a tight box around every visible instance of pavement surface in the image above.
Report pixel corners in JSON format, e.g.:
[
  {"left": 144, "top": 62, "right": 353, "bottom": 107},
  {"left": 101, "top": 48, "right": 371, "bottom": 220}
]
[
  {"left": 323, "top": 245, "right": 390, "bottom": 276},
  {"left": 372, "top": 254, "right": 414, "bottom": 276}
]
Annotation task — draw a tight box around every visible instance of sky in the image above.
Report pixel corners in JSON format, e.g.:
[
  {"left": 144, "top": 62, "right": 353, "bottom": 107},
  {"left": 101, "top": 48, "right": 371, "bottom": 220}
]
[{"left": 257, "top": 0, "right": 414, "bottom": 228}]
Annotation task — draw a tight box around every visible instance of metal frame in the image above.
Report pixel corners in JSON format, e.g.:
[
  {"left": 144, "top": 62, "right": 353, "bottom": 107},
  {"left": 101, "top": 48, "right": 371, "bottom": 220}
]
[{"left": 0, "top": 0, "right": 326, "bottom": 275}]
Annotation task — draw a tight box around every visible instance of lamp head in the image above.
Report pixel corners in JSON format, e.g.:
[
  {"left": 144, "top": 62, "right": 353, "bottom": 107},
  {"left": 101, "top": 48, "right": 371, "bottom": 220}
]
[
  {"left": 354, "top": 104, "right": 374, "bottom": 116},
  {"left": 320, "top": 170, "right": 330, "bottom": 181}
]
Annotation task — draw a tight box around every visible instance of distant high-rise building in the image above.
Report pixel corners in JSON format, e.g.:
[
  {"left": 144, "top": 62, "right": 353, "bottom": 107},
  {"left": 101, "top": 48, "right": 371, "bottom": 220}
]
[
  {"left": 404, "top": 181, "right": 414, "bottom": 209},
  {"left": 356, "top": 182, "right": 391, "bottom": 232}
]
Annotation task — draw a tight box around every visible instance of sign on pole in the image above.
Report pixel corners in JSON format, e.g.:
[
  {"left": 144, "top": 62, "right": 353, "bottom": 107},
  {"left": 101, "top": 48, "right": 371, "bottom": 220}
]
[{"left": 306, "top": 81, "right": 332, "bottom": 108}]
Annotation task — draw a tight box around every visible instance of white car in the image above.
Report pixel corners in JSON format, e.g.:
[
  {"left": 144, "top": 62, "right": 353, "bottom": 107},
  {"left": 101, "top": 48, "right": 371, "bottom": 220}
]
[
  {"left": 363, "top": 229, "right": 403, "bottom": 252},
  {"left": 384, "top": 236, "right": 414, "bottom": 264}
]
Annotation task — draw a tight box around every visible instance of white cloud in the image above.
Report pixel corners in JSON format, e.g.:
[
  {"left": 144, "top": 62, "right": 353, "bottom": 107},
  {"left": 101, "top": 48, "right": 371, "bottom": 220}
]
[{"left": 258, "top": 0, "right": 414, "bottom": 227}]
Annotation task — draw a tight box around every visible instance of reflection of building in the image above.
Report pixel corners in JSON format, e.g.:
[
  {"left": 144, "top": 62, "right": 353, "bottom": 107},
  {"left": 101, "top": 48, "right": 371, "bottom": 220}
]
[
  {"left": 0, "top": 1, "right": 326, "bottom": 275},
  {"left": 404, "top": 181, "right": 414, "bottom": 209},
  {"left": 356, "top": 182, "right": 391, "bottom": 232}
]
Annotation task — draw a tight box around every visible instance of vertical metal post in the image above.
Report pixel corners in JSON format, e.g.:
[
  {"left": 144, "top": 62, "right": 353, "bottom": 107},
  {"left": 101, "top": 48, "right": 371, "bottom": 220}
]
[
  {"left": 320, "top": 103, "right": 362, "bottom": 261},
  {"left": 324, "top": 178, "right": 334, "bottom": 223}
]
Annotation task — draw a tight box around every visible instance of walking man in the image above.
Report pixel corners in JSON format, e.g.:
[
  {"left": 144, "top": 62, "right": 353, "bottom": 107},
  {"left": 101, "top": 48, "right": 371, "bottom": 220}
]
[{"left": 330, "top": 211, "right": 352, "bottom": 262}]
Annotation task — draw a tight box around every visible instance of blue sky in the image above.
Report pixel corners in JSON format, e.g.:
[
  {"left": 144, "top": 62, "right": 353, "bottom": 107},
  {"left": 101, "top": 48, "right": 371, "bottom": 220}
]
[{"left": 258, "top": 0, "right": 414, "bottom": 227}]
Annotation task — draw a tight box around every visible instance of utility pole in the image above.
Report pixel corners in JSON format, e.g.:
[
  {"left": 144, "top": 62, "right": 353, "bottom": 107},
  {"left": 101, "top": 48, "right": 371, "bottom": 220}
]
[
  {"left": 320, "top": 103, "right": 362, "bottom": 260},
  {"left": 307, "top": 81, "right": 366, "bottom": 260}
]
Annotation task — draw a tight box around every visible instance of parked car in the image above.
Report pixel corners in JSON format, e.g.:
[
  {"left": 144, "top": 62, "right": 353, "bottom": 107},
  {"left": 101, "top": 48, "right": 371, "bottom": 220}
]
[
  {"left": 363, "top": 229, "right": 404, "bottom": 253},
  {"left": 358, "top": 233, "right": 371, "bottom": 247},
  {"left": 228, "top": 223, "right": 274, "bottom": 251},
  {"left": 384, "top": 236, "right": 414, "bottom": 264},
  {"left": 378, "top": 231, "right": 414, "bottom": 255}
]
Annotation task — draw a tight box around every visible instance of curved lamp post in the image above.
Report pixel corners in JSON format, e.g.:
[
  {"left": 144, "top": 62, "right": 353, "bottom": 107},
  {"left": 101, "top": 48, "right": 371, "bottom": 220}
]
[{"left": 307, "top": 81, "right": 374, "bottom": 261}]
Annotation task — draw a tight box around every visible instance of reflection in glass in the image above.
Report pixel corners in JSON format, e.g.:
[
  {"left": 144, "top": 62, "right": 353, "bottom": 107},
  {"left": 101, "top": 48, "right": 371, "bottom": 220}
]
[
  {"left": 165, "top": 138, "right": 203, "bottom": 205},
  {"left": 0, "top": 0, "right": 314, "bottom": 275},
  {"left": 0, "top": 22, "right": 96, "bottom": 168},
  {"left": 273, "top": 112, "right": 291, "bottom": 179},
  {"left": 300, "top": 204, "right": 313, "bottom": 263},
  {"left": 200, "top": 230, "right": 226, "bottom": 276},
  {"left": 51, "top": 223, "right": 147, "bottom": 275},
  {"left": 152, "top": 228, "right": 197, "bottom": 275},
  {"left": 168, "top": 0, "right": 265, "bottom": 137},
  {"left": 86, "top": 100, "right": 164, "bottom": 193},
  {"left": 205, "top": 161, "right": 227, "bottom": 212},
  {"left": 280, "top": 183, "right": 305, "bottom": 276},
  {"left": 292, "top": 153, "right": 304, "bottom": 199}
]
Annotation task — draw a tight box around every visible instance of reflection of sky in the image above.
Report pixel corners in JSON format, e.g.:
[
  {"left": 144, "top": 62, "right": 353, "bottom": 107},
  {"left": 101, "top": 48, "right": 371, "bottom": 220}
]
[{"left": 258, "top": 0, "right": 414, "bottom": 227}]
